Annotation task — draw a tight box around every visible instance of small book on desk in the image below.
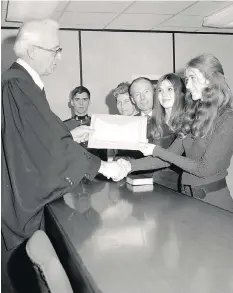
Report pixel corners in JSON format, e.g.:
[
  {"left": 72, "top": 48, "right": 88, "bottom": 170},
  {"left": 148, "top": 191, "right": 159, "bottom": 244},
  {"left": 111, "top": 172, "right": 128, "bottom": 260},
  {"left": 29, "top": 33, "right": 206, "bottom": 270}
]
[
  {"left": 126, "top": 173, "right": 153, "bottom": 186},
  {"left": 126, "top": 183, "right": 154, "bottom": 193}
]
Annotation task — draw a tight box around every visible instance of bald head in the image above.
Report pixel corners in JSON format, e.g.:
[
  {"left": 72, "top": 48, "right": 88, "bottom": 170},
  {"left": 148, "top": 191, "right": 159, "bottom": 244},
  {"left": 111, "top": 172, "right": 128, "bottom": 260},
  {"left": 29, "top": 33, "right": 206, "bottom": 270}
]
[{"left": 14, "top": 19, "right": 61, "bottom": 76}]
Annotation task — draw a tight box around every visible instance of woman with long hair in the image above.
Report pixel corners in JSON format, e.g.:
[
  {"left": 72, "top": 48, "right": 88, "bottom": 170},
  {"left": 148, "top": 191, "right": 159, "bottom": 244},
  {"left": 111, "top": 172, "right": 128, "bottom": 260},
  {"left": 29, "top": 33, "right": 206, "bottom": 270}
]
[
  {"left": 148, "top": 73, "right": 186, "bottom": 147},
  {"left": 119, "top": 54, "right": 233, "bottom": 212},
  {"left": 147, "top": 73, "right": 186, "bottom": 190}
]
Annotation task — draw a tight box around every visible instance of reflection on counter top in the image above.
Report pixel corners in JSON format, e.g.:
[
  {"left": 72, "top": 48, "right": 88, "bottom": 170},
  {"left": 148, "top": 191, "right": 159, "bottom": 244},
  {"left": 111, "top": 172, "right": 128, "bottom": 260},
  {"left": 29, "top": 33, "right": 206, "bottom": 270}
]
[{"left": 46, "top": 180, "right": 233, "bottom": 293}]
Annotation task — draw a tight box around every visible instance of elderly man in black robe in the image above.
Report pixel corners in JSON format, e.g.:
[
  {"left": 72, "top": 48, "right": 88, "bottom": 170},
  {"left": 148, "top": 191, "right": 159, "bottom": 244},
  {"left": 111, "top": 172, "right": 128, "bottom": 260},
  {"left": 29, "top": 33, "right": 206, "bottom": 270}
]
[{"left": 1, "top": 19, "right": 126, "bottom": 293}]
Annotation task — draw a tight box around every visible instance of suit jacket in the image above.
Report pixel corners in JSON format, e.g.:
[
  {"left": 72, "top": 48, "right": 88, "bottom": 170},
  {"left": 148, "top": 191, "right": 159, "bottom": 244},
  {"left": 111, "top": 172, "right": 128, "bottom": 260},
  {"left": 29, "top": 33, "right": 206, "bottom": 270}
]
[{"left": 1, "top": 63, "right": 101, "bottom": 250}]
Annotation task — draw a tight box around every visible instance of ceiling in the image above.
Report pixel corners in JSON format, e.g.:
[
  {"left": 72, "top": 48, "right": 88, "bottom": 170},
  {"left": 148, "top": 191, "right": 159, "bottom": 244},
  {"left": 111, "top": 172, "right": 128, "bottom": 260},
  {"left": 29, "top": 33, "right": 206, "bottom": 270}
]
[{"left": 1, "top": 1, "right": 233, "bottom": 33}]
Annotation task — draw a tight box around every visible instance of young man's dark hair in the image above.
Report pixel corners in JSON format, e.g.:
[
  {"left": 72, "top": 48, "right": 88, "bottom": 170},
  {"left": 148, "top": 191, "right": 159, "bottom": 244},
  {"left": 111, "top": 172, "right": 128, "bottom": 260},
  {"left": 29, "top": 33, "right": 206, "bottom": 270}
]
[{"left": 70, "top": 86, "right": 90, "bottom": 101}]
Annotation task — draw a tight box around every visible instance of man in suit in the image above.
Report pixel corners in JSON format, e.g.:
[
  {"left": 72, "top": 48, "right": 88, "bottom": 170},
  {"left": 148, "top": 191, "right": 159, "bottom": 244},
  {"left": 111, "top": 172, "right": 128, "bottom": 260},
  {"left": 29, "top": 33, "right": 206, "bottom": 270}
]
[
  {"left": 129, "top": 77, "right": 154, "bottom": 142},
  {"left": 1, "top": 19, "right": 126, "bottom": 293},
  {"left": 113, "top": 82, "right": 139, "bottom": 116},
  {"left": 129, "top": 77, "right": 154, "bottom": 118}
]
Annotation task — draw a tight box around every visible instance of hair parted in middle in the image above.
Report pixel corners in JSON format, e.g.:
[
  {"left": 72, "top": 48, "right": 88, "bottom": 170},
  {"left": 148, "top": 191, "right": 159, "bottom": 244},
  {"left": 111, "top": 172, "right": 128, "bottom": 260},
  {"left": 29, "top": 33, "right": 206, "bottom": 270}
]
[{"left": 148, "top": 73, "right": 186, "bottom": 141}]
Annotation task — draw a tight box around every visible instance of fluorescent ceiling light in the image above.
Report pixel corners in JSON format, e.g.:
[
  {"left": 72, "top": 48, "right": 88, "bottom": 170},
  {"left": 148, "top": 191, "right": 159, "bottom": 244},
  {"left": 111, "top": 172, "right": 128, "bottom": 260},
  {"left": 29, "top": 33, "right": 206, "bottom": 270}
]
[
  {"left": 6, "top": 1, "right": 60, "bottom": 22},
  {"left": 203, "top": 4, "right": 233, "bottom": 29}
]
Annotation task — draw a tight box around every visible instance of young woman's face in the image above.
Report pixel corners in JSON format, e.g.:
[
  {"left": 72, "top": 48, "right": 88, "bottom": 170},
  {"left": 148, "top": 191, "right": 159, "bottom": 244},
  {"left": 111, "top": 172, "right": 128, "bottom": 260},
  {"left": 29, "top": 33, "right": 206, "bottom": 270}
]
[
  {"left": 185, "top": 67, "right": 209, "bottom": 101},
  {"left": 158, "top": 79, "right": 175, "bottom": 109}
]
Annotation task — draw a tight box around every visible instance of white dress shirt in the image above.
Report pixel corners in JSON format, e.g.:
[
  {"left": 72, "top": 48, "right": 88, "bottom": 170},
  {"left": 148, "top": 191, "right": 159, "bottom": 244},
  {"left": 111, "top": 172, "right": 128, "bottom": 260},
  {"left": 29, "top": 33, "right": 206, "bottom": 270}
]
[{"left": 141, "top": 110, "right": 153, "bottom": 117}]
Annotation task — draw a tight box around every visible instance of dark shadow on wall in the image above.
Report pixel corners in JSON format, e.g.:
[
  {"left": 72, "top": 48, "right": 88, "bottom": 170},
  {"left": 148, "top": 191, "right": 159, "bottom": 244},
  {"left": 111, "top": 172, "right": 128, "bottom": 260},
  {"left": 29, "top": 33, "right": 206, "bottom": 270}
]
[
  {"left": 151, "top": 79, "right": 158, "bottom": 89},
  {"left": 105, "top": 88, "right": 118, "bottom": 115},
  {"left": 176, "top": 68, "right": 185, "bottom": 84},
  {"left": 67, "top": 91, "right": 74, "bottom": 118},
  {"left": 1, "top": 36, "right": 17, "bottom": 72}
]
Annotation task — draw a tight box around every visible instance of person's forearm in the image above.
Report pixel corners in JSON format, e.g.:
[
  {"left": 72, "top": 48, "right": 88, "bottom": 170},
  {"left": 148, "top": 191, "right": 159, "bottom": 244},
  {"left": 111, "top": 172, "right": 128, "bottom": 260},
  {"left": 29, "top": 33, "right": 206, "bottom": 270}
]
[
  {"left": 131, "top": 137, "right": 184, "bottom": 172},
  {"left": 130, "top": 156, "right": 169, "bottom": 172},
  {"left": 153, "top": 130, "right": 233, "bottom": 177},
  {"left": 153, "top": 146, "right": 198, "bottom": 174}
]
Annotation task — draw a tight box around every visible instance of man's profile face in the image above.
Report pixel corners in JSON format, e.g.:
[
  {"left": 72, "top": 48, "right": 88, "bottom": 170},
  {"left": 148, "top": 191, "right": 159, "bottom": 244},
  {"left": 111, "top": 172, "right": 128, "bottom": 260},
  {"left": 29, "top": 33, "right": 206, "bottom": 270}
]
[
  {"left": 71, "top": 92, "right": 90, "bottom": 115},
  {"left": 116, "top": 93, "right": 137, "bottom": 116},
  {"left": 130, "top": 80, "right": 154, "bottom": 113},
  {"left": 34, "top": 29, "right": 61, "bottom": 76}
]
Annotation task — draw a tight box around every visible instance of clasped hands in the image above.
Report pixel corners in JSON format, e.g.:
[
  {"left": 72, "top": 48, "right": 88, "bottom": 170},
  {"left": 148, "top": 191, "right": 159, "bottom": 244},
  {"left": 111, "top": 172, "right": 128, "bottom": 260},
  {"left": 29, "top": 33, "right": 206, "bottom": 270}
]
[
  {"left": 71, "top": 124, "right": 156, "bottom": 180},
  {"left": 99, "top": 159, "right": 132, "bottom": 181},
  {"left": 99, "top": 142, "right": 156, "bottom": 181},
  {"left": 98, "top": 140, "right": 155, "bottom": 181}
]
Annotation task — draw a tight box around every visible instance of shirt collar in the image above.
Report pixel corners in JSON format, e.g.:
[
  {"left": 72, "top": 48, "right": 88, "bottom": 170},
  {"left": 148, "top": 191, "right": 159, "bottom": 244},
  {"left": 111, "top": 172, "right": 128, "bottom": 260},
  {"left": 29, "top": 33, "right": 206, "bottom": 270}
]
[
  {"left": 141, "top": 110, "right": 153, "bottom": 117},
  {"left": 16, "top": 58, "right": 44, "bottom": 90},
  {"left": 74, "top": 114, "right": 89, "bottom": 120},
  {"left": 133, "top": 110, "right": 140, "bottom": 116}
]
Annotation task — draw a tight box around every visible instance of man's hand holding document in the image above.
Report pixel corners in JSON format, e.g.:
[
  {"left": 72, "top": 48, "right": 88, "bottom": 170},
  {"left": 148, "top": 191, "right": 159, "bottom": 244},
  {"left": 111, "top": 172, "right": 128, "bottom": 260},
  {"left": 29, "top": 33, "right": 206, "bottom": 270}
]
[
  {"left": 88, "top": 114, "right": 148, "bottom": 150},
  {"left": 71, "top": 125, "right": 94, "bottom": 143}
]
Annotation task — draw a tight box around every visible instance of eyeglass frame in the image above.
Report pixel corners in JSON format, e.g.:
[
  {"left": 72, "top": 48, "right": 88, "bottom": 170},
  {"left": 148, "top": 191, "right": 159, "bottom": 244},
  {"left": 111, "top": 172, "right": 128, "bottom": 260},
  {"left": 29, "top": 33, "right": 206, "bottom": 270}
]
[{"left": 33, "top": 45, "right": 62, "bottom": 55}]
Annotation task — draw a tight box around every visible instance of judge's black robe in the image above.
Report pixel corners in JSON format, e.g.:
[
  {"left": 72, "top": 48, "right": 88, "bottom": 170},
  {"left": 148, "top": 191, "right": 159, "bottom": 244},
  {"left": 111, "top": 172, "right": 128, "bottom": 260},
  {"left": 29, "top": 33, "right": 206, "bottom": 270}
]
[{"left": 1, "top": 63, "right": 101, "bottom": 251}]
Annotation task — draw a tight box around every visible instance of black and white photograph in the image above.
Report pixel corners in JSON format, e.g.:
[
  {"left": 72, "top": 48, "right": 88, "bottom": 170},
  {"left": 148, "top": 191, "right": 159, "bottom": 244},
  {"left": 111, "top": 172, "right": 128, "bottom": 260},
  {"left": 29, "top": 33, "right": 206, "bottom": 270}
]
[{"left": 1, "top": 1, "right": 233, "bottom": 293}]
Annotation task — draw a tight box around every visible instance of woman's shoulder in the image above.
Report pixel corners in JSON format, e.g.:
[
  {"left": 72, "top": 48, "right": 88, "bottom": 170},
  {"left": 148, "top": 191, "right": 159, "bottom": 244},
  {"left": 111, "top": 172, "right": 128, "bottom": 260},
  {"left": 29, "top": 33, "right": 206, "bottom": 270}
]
[
  {"left": 218, "top": 108, "right": 233, "bottom": 123},
  {"left": 215, "top": 108, "right": 233, "bottom": 132}
]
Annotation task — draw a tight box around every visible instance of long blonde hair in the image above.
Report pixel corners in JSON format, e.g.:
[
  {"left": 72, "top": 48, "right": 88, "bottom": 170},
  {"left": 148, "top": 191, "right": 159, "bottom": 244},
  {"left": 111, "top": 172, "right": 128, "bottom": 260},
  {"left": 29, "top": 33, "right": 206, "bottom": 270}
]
[{"left": 180, "top": 54, "right": 233, "bottom": 138}]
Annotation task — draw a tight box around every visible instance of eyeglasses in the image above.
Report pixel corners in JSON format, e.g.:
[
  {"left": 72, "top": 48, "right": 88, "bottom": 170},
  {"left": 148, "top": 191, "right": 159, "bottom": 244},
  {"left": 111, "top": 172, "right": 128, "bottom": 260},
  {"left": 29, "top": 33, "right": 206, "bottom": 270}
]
[{"left": 33, "top": 45, "right": 62, "bottom": 55}]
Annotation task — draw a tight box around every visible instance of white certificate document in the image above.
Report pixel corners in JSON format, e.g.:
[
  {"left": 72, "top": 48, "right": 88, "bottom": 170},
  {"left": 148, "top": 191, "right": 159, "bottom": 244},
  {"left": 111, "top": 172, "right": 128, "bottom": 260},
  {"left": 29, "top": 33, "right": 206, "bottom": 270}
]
[{"left": 88, "top": 114, "right": 148, "bottom": 150}]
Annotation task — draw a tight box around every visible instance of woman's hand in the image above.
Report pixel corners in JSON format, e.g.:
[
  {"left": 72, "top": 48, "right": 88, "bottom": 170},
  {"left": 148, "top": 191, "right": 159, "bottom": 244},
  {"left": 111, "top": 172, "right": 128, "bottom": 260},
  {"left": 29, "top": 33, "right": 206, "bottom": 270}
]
[{"left": 138, "top": 143, "right": 156, "bottom": 156}]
